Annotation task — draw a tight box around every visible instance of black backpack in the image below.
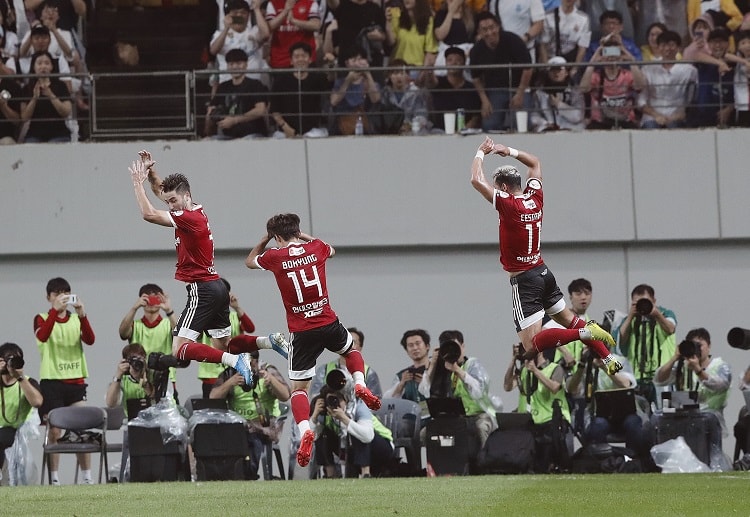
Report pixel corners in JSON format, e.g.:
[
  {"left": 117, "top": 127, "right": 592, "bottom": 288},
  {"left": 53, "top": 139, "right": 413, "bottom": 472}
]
[{"left": 478, "top": 427, "right": 536, "bottom": 474}]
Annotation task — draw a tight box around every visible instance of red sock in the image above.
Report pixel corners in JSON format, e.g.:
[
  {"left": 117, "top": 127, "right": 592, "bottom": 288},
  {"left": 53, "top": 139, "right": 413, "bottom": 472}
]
[
  {"left": 343, "top": 349, "right": 365, "bottom": 376},
  {"left": 532, "top": 328, "right": 581, "bottom": 352},
  {"left": 176, "top": 342, "right": 225, "bottom": 363},
  {"left": 567, "top": 315, "right": 610, "bottom": 360},
  {"left": 290, "top": 389, "right": 310, "bottom": 425},
  {"left": 228, "top": 334, "right": 259, "bottom": 354}
]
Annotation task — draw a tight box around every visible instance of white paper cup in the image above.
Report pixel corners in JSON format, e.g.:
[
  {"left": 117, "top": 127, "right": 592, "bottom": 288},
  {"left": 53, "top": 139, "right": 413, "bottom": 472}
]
[
  {"left": 515, "top": 111, "right": 528, "bottom": 133},
  {"left": 443, "top": 112, "right": 456, "bottom": 134}
]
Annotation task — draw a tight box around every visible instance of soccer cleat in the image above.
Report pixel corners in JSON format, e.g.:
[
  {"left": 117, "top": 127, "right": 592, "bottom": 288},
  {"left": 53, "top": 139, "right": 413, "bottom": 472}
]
[
  {"left": 297, "top": 429, "right": 315, "bottom": 467},
  {"left": 355, "top": 384, "right": 381, "bottom": 411},
  {"left": 605, "top": 358, "right": 624, "bottom": 376},
  {"left": 234, "top": 353, "right": 254, "bottom": 386},
  {"left": 269, "top": 332, "right": 290, "bottom": 360},
  {"left": 585, "top": 320, "right": 616, "bottom": 348}
]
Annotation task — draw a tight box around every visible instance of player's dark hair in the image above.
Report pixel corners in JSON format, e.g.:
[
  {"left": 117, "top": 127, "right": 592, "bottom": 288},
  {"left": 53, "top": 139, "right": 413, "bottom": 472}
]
[
  {"left": 685, "top": 327, "right": 711, "bottom": 344},
  {"left": 161, "top": 173, "right": 191, "bottom": 195},
  {"left": 46, "top": 277, "right": 71, "bottom": 295},
  {"left": 438, "top": 329, "right": 463, "bottom": 345},
  {"left": 122, "top": 342, "right": 147, "bottom": 359},
  {"left": 631, "top": 283, "right": 655, "bottom": 299},
  {"left": 267, "top": 213, "right": 301, "bottom": 241},
  {"left": 493, "top": 165, "right": 522, "bottom": 190},
  {"left": 348, "top": 327, "right": 365, "bottom": 348},
  {"left": 138, "top": 283, "right": 163, "bottom": 296},
  {"left": 568, "top": 278, "right": 592, "bottom": 295},
  {"left": 400, "top": 329, "right": 430, "bottom": 350}
]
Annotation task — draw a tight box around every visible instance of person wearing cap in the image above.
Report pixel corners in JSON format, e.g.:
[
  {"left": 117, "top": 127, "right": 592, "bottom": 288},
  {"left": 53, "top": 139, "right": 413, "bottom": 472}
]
[
  {"left": 19, "top": 2, "right": 76, "bottom": 66},
  {"left": 529, "top": 55, "right": 585, "bottom": 131},
  {"left": 205, "top": 47, "right": 269, "bottom": 139},
  {"left": 425, "top": 45, "right": 481, "bottom": 131},
  {"left": 210, "top": 352, "right": 291, "bottom": 480},
  {"left": 4, "top": 24, "right": 72, "bottom": 91},
  {"left": 688, "top": 27, "right": 735, "bottom": 128},
  {"left": 638, "top": 30, "right": 698, "bottom": 129}
]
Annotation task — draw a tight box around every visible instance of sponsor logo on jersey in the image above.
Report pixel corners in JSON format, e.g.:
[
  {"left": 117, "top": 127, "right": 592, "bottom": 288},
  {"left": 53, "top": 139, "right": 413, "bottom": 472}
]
[
  {"left": 522, "top": 199, "right": 537, "bottom": 210},
  {"left": 292, "top": 297, "right": 329, "bottom": 316},
  {"left": 289, "top": 246, "right": 305, "bottom": 257},
  {"left": 173, "top": 210, "right": 184, "bottom": 216},
  {"left": 174, "top": 237, "right": 180, "bottom": 247},
  {"left": 528, "top": 179, "right": 542, "bottom": 190}
]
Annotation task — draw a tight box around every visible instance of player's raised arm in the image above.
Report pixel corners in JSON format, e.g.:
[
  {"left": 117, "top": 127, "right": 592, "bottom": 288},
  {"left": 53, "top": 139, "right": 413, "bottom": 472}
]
[
  {"left": 130, "top": 159, "right": 172, "bottom": 227},
  {"left": 138, "top": 150, "right": 166, "bottom": 202},
  {"left": 299, "top": 231, "right": 335, "bottom": 257},
  {"left": 492, "top": 142, "right": 542, "bottom": 181},
  {"left": 245, "top": 234, "right": 273, "bottom": 269},
  {"left": 470, "top": 137, "right": 496, "bottom": 203}
]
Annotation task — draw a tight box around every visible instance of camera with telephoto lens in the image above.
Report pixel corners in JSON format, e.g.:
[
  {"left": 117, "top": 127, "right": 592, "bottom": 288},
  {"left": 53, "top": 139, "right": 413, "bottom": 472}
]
[
  {"left": 407, "top": 365, "right": 425, "bottom": 376},
  {"left": 438, "top": 340, "right": 462, "bottom": 364},
  {"left": 5, "top": 355, "right": 24, "bottom": 369},
  {"left": 325, "top": 393, "right": 342, "bottom": 409},
  {"left": 127, "top": 356, "right": 145, "bottom": 372},
  {"left": 678, "top": 339, "right": 701, "bottom": 358},
  {"left": 635, "top": 298, "right": 653, "bottom": 317}
]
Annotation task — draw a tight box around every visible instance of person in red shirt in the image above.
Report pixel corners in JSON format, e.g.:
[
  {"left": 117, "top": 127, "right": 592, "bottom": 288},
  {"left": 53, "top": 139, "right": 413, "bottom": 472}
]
[
  {"left": 469, "top": 137, "right": 623, "bottom": 375},
  {"left": 244, "top": 213, "right": 381, "bottom": 468},
  {"left": 129, "top": 151, "right": 289, "bottom": 388},
  {"left": 265, "top": 0, "right": 321, "bottom": 68}
]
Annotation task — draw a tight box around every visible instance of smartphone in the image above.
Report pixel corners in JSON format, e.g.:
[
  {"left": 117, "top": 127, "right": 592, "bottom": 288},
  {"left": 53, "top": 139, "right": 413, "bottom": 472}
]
[
  {"left": 601, "top": 46, "right": 621, "bottom": 57},
  {"left": 231, "top": 15, "right": 244, "bottom": 24},
  {"left": 146, "top": 295, "right": 161, "bottom": 306},
  {"left": 66, "top": 294, "right": 78, "bottom": 305}
]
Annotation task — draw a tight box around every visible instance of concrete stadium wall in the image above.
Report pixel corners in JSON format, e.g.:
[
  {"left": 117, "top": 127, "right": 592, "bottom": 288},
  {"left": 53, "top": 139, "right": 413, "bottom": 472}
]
[{"left": 2, "top": 128, "right": 749, "bottom": 474}]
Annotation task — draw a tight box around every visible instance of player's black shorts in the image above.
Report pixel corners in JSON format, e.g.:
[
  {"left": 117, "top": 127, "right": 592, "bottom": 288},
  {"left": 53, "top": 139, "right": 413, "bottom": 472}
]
[
  {"left": 174, "top": 279, "right": 231, "bottom": 342},
  {"left": 39, "top": 380, "right": 88, "bottom": 421},
  {"left": 509, "top": 264, "right": 565, "bottom": 332},
  {"left": 289, "top": 319, "right": 352, "bottom": 381}
]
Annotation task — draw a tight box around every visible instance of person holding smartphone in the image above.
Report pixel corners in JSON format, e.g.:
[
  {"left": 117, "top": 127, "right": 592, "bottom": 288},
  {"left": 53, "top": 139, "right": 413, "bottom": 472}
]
[{"left": 34, "top": 276, "right": 95, "bottom": 485}]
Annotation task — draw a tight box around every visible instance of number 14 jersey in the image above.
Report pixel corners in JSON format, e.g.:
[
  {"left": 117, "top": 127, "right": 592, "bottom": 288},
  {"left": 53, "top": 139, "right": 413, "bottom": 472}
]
[{"left": 254, "top": 239, "right": 338, "bottom": 333}]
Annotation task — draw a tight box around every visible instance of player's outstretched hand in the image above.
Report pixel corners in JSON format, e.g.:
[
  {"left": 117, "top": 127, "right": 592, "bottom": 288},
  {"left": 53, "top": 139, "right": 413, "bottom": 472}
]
[
  {"left": 129, "top": 160, "right": 148, "bottom": 185},
  {"left": 492, "top": 142, "right": 512, "bottom": 157},
  {"left": 478, "top": 136, "right": 494, "bottom": 155},
  {"left": 138, "top": 150, "right": 155, "bottom": 170}
]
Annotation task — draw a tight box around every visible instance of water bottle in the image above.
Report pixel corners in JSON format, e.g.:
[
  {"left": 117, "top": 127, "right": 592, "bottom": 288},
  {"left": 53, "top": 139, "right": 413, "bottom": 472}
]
[
  {"left": 354, "top": 115, "right": 364, "bottom": 136},
  {"left": 456, "top": 108, "right": 465, "bottom": 132}
]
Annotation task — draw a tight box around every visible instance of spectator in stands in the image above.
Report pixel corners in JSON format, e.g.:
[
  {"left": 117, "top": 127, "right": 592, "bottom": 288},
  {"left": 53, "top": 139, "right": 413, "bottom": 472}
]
[
  {"left": 579, "top": 35, "right": 644, "bottom": 129},
  {"left": 209, "top": 0, "right": 269, "bottom": 92},
  {"left": 265, "top": 0, "right": 321, "bottom": 69},
  {"left": 654, "top": 327, "right": 731, "bottom": 464},
  {"left": 27, "top": 0, "right": 86, "bottom": 33},
  {"left": 585, "top": 9, "right": 641, "bottom": 62},
  {"left": 324, "top": 0, "right": 386, "bottom": 69},
  {"left": 640, "top": 22, "right": 669, "bottom": 61},
  {"left": 425, "top": 45, "right": 481, "bottom": 131},
  {"left": 328, "top": 45, "right": 381, "bottom": 135},
  {"left": 20, "top": 50, "right": 71, "bottom": 142},
  {"left": 583, "top": 0, "right": 635, "bottom": 43},
  {"left": 432, "top": 0, "right": 476, "bottom": 76},
  {"left": 0, "top": 73, "right": 21, "bottom": 143},
  {"left": 687, "top": 0, "right": 744, "bottom": 33},
  {"left": 20, "top": 2, "right": 77, "bottom": 69},
  {"left": 0, "top": 342, "right": 43, "bottom": 479},
  {"left": 5, "top": 25, "right": 71, "bottom": 92},
  {"left": 486, "top": 0, "right": 545, "bottom": 62},
  {"left": 205, "top": 48, "right": 269, "bottom": 139},
  {"left": 380, "top": 58, "right": 430, "bottom": 134},
  {"left": 385, "top": 0, "right": 438, "bottom": 86},
  {"left": 688, "top": 27, "right": 735, "bottom": 128},
  {"left": 270, "top": 41, "right": 331, "bottom": 138},
  {"left": 639, "top": 30, "right": 697, "bottom": 129},
  {"left": 3, "top": 0, "right": 32, "bottom": 44},
  {"left": 734, "top": 30, "right": 750, "bottom": 127},
  {"left": 1, "top": 8, "right": 19, "bottom": 68},
  {"left": 429, "top": 0, "right": 483, "bottom": 14},
  {"left": 633, "top": 0, "right": 688, "bottom": 51},
  {"left": 210, "top": 352, "right": 291, "bottom": 480},
  {"left": 529, "top": 55, "right": 585, "bottom": 131},
  {"left": 538, "top": 0, "right": 591, "bottom": 76},
  {"left": 469, "top": 12, "right": 533, "bottom": 131}
]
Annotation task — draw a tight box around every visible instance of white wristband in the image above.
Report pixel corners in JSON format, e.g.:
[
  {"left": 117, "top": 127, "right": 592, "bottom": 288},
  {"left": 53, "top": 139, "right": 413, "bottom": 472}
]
[
  {"left": 475, "top": 150, "right": 484, "bottom": 160},
  {"left": 507, "top": 147, "right": 519, "bottom": 158}
]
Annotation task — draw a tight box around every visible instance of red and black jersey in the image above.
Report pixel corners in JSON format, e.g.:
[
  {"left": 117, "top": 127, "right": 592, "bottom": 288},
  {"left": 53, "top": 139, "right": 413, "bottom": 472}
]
[
  {"left": 255, "top": 239, "right": 337, "bottom": 333},
  {"left": 168, "top": 205, "right": 219, "bottom": 283},
  {"left": 494, "top": 178, "right": 545, "bottom": 273}
]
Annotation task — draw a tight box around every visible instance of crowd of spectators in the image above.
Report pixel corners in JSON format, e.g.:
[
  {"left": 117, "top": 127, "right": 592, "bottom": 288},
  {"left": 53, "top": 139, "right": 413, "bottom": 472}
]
[{"left": 2, "top": 0, "right": 750, "bottom": 141}]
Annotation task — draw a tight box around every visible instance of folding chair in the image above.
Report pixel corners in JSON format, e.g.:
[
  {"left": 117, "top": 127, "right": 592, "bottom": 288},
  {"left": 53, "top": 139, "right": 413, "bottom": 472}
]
[
  {"left": 41, "top": 406, "right": 108, "bottom": 484},
  {"left": 374, "top": 398, "right": 422, "bottom": 476},
  {"left": 262, "top": 402, "right": 289, "bottom": 480}
]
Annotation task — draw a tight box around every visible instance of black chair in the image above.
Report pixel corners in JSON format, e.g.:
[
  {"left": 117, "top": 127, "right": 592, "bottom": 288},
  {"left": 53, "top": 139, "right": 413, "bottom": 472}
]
[
  {"left": 41, "top": 406, "right": 108, "bottom": 484},
  {"left": 374, "top": 398, "right": 422, "bottom": 476}
]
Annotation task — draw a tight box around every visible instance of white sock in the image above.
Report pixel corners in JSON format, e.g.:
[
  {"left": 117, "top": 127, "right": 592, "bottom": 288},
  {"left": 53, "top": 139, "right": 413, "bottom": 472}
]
[
  {"left": 221, "top": 352, "right": 239, "bottom": 367},
  {"left": 578, "top": 328, "right": 592, "bottom": 340},
  {"left": 51, "top": 470, "right": 60, "bottom": 482},
  {"left": 352, "top": 371, "right": 365, "bottom": 387},
  {"left": 298, "top": 419, "right": 311, "bottom": 435},
  {"left": 81, "top": 469, "right": 92, "bottom": 481},
  {"left": 602, "top": 355, "right": 614, "bottom": 364},
  {"left": 256, "top": 336, "right": 270, "bottom": 349}
]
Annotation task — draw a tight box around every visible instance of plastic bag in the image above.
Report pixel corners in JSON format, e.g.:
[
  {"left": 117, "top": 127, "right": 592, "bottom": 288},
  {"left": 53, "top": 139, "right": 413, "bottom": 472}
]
[
  {"left": 650, "top": 436, "right": 711, "bottom": 473},
  {"left": 5, "top": 409, "right": 42, "bottom": 486},
  {"left": 187, "top": 408, "right": 246, "bottom": 440},
  {"left": 128, "top": 397, "right": 189, "bottom": 453}
]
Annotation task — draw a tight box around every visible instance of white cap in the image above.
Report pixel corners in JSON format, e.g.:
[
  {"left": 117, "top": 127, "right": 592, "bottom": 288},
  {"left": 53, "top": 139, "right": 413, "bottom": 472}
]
[{"left": 547, "top": 56, "right": 567, "bottom": 66}]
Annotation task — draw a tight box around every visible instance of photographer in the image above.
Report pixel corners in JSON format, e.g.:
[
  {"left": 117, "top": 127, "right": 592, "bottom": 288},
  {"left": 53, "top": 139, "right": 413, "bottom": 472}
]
[
  {"left": 209, "top": 351, "right": 290, "bottom": 480},
  {"left": 311, "top": 371, "right": 394, "bottom": 478},
  {"left": 105, "top": 343, "right": 155, "bottom": 410},
  {"left": 419, "top": 331, "right": 500, "bottom": 451},
  {"left": 654, "top": 328, "right": 731, "bottom": 459},
  {"left": 384, "top": 329, "right": 430, "bottom": 410},
  {"left": 618, "top": 284, "right": 677, "bottom": 404},
  {"left": 0, "top": 342, "right": 43, "bottom": 481}
]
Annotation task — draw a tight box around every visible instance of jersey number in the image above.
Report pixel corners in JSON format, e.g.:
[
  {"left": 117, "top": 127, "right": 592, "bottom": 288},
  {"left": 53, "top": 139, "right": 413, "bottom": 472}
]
[
  {"left": 525, "top": 222, "right": 541, "bottom": 255},
  {"left": 286, "top": 266, "right": 323, "bottom": 303}
]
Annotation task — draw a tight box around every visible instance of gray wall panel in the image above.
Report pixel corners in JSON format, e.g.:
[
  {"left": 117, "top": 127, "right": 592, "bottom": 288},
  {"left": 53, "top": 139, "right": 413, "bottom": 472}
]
[{"left": 717, "top": 128, "right": 750, "bottom": 238}]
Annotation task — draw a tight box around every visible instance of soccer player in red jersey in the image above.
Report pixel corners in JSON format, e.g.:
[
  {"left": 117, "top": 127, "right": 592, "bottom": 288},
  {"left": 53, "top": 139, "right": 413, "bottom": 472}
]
[
  {"left": 470, "top": 137, "right": 623, "bottom": 375},
  {"left": 245, "top": 213, "right": 381, "bottom": 467},
  {"left": 129, "top": 151, "right": 288, "bottom": 387}
]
